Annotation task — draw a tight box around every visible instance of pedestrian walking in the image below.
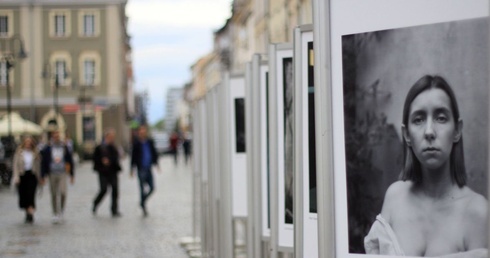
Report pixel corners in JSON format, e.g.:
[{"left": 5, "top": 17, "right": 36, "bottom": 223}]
[
  {"left": 169, "top": 131, "right": 180, "bottom": 165},
  {"left": 12, "top": 136, "right": 41, "bottom": 223},
  {"left": 41, "top": 130, "right": 75, "bottom": 224},
  {"left": 92, "top": 128, "right": 122, "bottom": 217},
  {"left": 130, "top": 125, "right": 160, "bottom": 216},
  {"left": 182, "top": 132, "right": 192, "bottom": 165}
]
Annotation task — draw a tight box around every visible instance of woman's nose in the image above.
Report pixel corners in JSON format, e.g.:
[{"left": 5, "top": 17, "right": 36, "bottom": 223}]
[{"left": 424, "top": 120, "right": 436, "bottom": 140}]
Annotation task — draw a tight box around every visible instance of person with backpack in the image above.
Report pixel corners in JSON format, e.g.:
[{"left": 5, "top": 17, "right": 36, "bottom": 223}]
[{"left": 41, "top": 130, "right": 74, "bottom": 224}]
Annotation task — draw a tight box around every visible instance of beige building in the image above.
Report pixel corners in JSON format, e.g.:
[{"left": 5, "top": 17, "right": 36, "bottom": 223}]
[
  {"left": 189, "top": 0, "right": 313, "bottom": 102},
  {"left": 0, "top": 0, "right": 133, "bottom": 156}
]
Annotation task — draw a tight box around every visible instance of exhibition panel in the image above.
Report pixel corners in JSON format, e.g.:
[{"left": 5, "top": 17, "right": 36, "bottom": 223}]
[
  {"left": 313, "top": 0, "right": 489, "bottom": 257},
  {"left": 293, "top": 24, "right": 317, "bottom": 258}
]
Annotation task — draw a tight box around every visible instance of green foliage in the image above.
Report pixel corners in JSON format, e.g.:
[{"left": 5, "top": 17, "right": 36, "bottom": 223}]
[{"left": 153, "top": 119, "right": 165, "bottom": 130}]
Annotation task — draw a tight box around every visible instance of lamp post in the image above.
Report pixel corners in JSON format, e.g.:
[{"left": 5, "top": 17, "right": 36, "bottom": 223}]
[
  {"left": 1, "top": 35, "right": 27, "bottom": 139},
  {"left": 42, "top": 62, "right": 68, "bottom": 121}
]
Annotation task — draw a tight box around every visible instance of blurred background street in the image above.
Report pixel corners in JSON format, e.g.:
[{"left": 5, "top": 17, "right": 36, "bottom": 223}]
[{"left": 0, "top": 156, "right": 192, "bottom": 258}]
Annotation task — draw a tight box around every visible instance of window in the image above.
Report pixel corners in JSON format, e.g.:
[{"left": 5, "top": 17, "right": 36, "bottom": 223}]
[
  {"left": 0, "top": 10, "right": 13, "bottom": 38},
  {"left": 55, "top": 15, "right": 65, "bottom": 36},
  {"left": 50, "top": 10, "right": 71, "bottom": 38},
  {"left": 84, "top": 59, "right": 95, "bottom": 86},
  {"left": 55, "top": 60, "right": 66, "bottom": 86},
  {"left": 0, "top": 16, "right": 8, "bottom": 37},
  {"left": 82, "top": 116, "right": 96, "bottom": 141},
  {"left": 79, "top": 51, "right": 100, "bottom": 86},
  {"left": 83, "top": 14, "right": 94, "bottom": 36},
  {"left": 78, "top": 10, "right": 99, "bottom": 37}
]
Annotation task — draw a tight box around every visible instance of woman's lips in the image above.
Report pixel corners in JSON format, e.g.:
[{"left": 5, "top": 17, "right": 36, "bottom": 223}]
[{"left": 423, "top": 147, "right": 440, "bottom": 153}]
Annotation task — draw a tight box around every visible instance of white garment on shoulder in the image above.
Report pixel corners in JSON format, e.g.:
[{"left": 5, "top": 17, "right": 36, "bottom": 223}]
[
  {"left": 364, "top": 214, "right": 405, "bottom": 256},
  {"left": 22, "top": 150, "right": 34, "bottom": 171}
]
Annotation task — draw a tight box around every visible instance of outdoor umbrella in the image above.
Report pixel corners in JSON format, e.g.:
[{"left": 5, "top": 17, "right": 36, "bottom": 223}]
[{"left": 0, "top": 112, "right": 43, "bottom": 136}]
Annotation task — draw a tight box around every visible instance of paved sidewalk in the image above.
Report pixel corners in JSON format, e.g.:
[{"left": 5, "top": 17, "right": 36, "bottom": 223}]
[{"left": 0, "top": 155, "right": 193, "bottom": 258}]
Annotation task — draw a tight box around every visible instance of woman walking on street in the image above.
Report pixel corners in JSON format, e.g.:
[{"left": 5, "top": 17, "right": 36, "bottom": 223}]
[{"left": 13, "top": 136, "right": 41, "bottom": 223}]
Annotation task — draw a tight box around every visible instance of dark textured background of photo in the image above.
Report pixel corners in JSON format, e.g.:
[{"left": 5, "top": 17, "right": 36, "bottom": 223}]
[
  {"left": 283, "top": 57, "right": 294, "bottom": 224},
  {"left": 342, "top": 18, "right": 489, "bottom": 253}
]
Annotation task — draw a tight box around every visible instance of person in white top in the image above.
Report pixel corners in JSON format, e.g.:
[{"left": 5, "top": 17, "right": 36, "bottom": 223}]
[
  {"left": 365, "top": 75, "right": 487, "bottom": 257},
  {"left": 12, "top": 136, "right": 41, "bottom": 223}
]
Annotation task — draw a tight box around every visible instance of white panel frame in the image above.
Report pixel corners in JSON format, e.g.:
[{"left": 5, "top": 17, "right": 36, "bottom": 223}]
[
  {"left": 312, "top": 0, "right": 490, "bottom": 258},
  {"left": 219, "top": 73, "right": 234, "bottom": 258},
  {"left": 245, "top": 61, "right": 254, "bottom": 258},
  {"left": 293, "top": 24, "right": 317, "bottom": 258},
  {"left": 259, "top": 57, "right": 271, "bottom": 240},
  {"left": 270, "top": 43, "right": 294, "bottom": 252},
  {"left": 230, "top": 74, "right": 248, "bottom": 218}
]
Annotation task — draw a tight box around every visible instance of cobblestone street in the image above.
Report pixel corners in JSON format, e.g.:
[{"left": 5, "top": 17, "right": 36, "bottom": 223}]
[{"left": 0, "top": 156, "right": 193, "bottom": 258}]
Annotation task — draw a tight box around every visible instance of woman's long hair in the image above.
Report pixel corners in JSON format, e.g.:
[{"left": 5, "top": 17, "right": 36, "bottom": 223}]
[{"left": 401, "top": 75, "right": 466, "bottom": 187}]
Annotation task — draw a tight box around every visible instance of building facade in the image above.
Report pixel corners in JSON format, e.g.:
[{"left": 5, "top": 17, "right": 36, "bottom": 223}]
[
  {"left": 164, "top": 87, "right": 183, "bottom": 133},
  {"left": 189, "top": 0, "right": 313, "bottom": 102},
  {"left": 0, "top": 0, "right": 133, "bottom": 155}
]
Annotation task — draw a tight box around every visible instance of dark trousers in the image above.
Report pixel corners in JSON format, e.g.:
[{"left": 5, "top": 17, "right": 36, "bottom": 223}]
[
  {"left": 93, "top": 172, "right": 119, "bottom": 214},
  {"left": 18, "top": 171, "right": 38, "bottom": 209},
  {"left": 138, "top": 167, "right": 154, "bottom": 209}
]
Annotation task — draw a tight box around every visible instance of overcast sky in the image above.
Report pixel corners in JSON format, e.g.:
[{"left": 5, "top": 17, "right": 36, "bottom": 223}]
[{"left": 126, "top": 0, "right": 232, "bottom": 124}]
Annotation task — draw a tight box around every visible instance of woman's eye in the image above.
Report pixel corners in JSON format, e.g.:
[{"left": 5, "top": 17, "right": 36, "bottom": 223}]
[
  {"left": 412, "top": 117, "right": 424, "bottom": 124},
  {"left": 435, "top": 115, "right": 448, "bottom": 123}
]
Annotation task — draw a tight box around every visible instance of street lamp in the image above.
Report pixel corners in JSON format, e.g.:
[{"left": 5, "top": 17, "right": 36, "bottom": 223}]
[
  {"left": 1, "top": 35, "right": 27, "bottom": 139},
  {"left": 42, "top": 62, "right": 69, "bottom": 121}
]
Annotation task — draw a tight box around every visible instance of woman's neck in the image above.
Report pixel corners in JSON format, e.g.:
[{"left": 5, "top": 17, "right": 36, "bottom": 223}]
[{"left": 419, "top": 163, "right": 457, "bottom": 199}]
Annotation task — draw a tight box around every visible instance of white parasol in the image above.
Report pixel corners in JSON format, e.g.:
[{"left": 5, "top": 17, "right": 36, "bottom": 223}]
[{"left": 0, "top": 112, "right": 43, "bottom": 136}]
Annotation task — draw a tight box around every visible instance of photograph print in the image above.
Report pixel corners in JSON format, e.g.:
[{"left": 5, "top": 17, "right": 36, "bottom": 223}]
[
  {"left": 342, "top": 18, "right": 489, "bottom": 256},
  {"left": 235, "top": 98, "right": 246, "bottom": 153},
  {"left": 308, "top": 41, "right": 317, "bottom": 214},
  {"left": 283, "top": 57, "right": 294, "bottom": 224}
]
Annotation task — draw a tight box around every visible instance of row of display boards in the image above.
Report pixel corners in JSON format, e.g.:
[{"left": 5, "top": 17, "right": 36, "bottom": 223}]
[{"left": 191, "top": 1, "right": 490, "bottom": 257}]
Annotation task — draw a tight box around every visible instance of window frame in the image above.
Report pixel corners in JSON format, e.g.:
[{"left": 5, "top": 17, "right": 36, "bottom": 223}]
[
  {"left": 79, "top": 51, "right": 101, "bottom": 87},
  {"left": 49, "top": 51, "right": 72, "bottom": 88},
  {"left": 0, "top": 10, "right": 13, "bottom": 38},
  {"left": 78, "top": 10, "right": 100, "bottom": 38},
  {"left": 49, "top": 10, "right": 71, "bottom": 38}
]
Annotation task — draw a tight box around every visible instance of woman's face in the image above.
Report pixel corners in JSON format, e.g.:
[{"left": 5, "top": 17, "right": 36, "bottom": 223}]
[
  {"left": 24, "top": 137, "right": 33, "bottom": 149},
  {"left": 405, "top": 88, "right": 461, "bottom": 171}
]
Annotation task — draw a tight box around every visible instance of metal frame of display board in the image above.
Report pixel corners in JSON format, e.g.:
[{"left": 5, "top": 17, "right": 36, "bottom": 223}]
[
  {"left": 268, "top": 42, "right": 294, "bottom": 256},
  {"left": 312, "top": 0, "right": 490, "bottom": 258},
  {"left": 246, "top": 54, "right": 271, "bottom": 258},
  {"left": 245, "top": 62, "right": 253, "bottom": 258},
  {"left": 219, "top": 73, "right": 234, "bottom": 258},
  {"left": 197, "top": 98, "right": 211, "bottom": 257},
  {"left": 190, "top": 104, "right": 202, "bottom": 255},
  {"left": 257, "top": 56, "right": 271, "bottom": 242},
  {"left": 293, "top": 24, "right": 316, "bottom": 258},
  {"left": 205, "top": 90, "right": 218, "bottom": 257},
  {"left": 229, "top": 73, "right": 248, "bottom": 219}
]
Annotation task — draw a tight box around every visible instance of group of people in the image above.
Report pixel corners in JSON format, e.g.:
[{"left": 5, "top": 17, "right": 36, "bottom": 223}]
[
  {"left": 169, "top": 131, "right": 192, "bottom": 166},
  {"left": 12, "top": 130, "right": 74, "bottom": 224},
  {"left": 12, "top": 124, "right": 161, "bottom": 224}
]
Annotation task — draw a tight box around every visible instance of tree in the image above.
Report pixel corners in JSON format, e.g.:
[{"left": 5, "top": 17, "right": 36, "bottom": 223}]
[{"left": 153, "top": 119, "right": 165, "bottom": 131}]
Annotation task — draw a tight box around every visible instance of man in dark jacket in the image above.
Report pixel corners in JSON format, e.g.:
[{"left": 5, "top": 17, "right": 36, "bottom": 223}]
[
  {"left": 131, "top": 125, "right": 159, "bottom": 216},
  {"left": 92, "top": 128, "right": 122, "bottom": 217},
  {"left": 41, "top": 130, "right": 74, "bottom": 224}
]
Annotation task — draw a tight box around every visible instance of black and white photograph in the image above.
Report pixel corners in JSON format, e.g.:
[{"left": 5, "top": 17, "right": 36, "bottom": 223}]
[
  {"left": 235, "top": 98, "right": 246, "bottom": 153},
  {"left": 265, "top": 70, "right": 271, "bottom": 232},
  {"left": 342, "top": 18, "right": 489, "bottom": 256},
  {"left": 283, "top": 57, "right": 294, "bottom": 225},
  {"left": 307, "top": 41, "right": 317, "bottom": 214}
]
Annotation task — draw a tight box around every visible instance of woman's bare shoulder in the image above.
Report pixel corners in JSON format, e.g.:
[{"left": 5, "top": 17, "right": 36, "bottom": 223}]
[
  {"left": 463, "top": 187, "right": 488, "bottom": 221},
  {"left": 381, "top": 180, "right": 413, "bottom": 220},
  {"left": 461, "top": 187, "right": 488, "bottom": 249}
]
